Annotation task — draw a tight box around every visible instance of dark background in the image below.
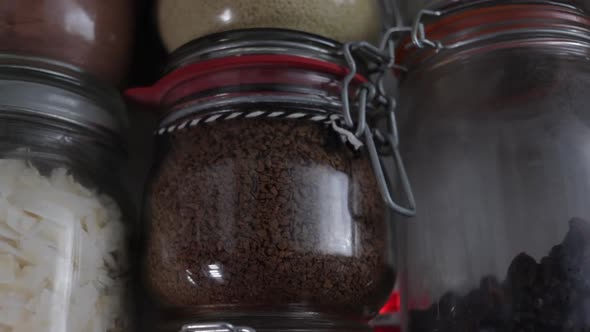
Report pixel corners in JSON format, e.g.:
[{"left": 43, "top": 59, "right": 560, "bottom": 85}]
[
  {"left": 124, "top": 0, "right": 166, "bottom": 211},
  {"left": 129, "top": 0, "right": 166, "bottom": 87}
]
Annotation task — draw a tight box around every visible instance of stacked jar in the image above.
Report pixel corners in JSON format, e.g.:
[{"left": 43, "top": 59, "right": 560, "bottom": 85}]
[
  {"left": 0, "top": 56, "right": 131, "bottom": 332},
  {"left": 0, "top": 2, "right": 134, "bottom": 332},
  {"left": 128, "top": 1, "right": 412, "bottom": 332},
  {"left": 391, "top": 1, "right": 590, "bottom": 331},
  {"left": 0, "top": 0, "right": 134, "bottom": 84}
]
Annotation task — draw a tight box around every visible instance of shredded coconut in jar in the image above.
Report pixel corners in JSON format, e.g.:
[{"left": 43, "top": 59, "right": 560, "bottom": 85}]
[
  {"left": 157, "top": 0, "right": 381, "bottom": 51},
  {"left": 0, "top": 159, "right": 128, "bottom": 332}
]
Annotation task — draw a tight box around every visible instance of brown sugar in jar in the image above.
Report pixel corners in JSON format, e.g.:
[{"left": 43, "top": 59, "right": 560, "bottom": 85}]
[{"left": 0, "top": 0, "right": 134, "bottom": 84}]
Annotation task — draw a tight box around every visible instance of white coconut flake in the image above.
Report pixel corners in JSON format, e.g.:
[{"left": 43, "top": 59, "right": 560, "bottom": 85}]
[
  {"left": 17, "top": 266, "right": 47, "bottom": 295},
  {"left": 0, "top": 223, "right": 18, "bottom": 241},
  {"left": 10, "top": 320, "right": 34, "bottom": 332},
  {"left": 0, "top": 306, "right": 26, "bottom": 327},
  {"left": 4, "top": 206, "right": 38, "bottom": 235},
  {"left": 0, "top": 290, "right": 28, "bottom": 309},
  {"left": 0, "top": 241, "right": 29, "bottom": 263},
  {"left": 8, "top": 189, "right": 80, "bottom": 224},
  {"left": 18, "top": 236, "right": 58, "bottom": 265},
  {"left": 0, "top": 160, "right": 127, "bottom": 332},
  {"left": 0, "top": 254, "right": 17, "bottom": 283}
]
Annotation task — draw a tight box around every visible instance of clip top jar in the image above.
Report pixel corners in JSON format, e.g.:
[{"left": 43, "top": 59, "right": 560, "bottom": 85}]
[
  {"left": 0, "top": 54, "right": 131, "bottom": 332},
  {"left": 395, "top": 0, "right": 589, "bottom": 24},
  {"left": 156, "top": 0, "right": 382, "bottom": 52},
  {"left": 128, "top": 29, "right": 413, "bottom": 332},
  {"left": 393, "top": 2, "right": 590, "bottom": 332},
  {"left": 0, "top": 0, "right": 134, "bottom": 84}
]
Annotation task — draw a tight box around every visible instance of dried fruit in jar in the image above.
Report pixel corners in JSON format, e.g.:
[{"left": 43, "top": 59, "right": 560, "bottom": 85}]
[{"left": 410, "top": 217, "right": 590, "bottom": 332}]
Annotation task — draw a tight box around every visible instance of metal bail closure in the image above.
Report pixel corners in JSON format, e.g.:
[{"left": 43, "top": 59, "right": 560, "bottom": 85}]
[
  {"left": 180, "top": 323, "right": 255, "bottom": 332},
  {"left": 411, "top": 9, "right": 444, "bottom": 50},
  {"left": 340, "top": 28, "right": 418, "bottom": 217},
  {"left": 364, "top": 103, "right": 416, "bottom": 217}
]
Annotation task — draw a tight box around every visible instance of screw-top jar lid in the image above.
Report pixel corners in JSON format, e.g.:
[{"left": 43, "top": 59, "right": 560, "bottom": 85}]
[{"left": 0, "top": 54, "right": 128, "bottom": 137}]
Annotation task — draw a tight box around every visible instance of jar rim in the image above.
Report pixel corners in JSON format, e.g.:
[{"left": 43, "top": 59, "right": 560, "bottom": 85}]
[
  {"left": 0, "top": 54, "right": 128, "bottom": 138},
  {"left": 399, "top": 0, "right": 585, "bottom": 24},
  {"left": 164, "top": 28, "right": 350, "bottom": 73},
  {"left": 396, "top": 3, "right": 590, "bottom": 70},
  {"left": 125, "top": 53, "right": 369, "bottom": 110},
  {"left": 125, "top": 29, "right": 376, "bottom": 133}
]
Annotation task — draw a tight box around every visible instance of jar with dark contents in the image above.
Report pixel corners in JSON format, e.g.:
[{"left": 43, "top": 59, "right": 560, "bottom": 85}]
[
  {"left": 0, "top": 0, "right": 134, "bottom": 84},
  {"left": 393, "top": 2, "right": 590, "bottom": 332},
  {"left": 127, "top": 29, "right": 412, "bottom": 332},
  {"left": 156, "top": 0, "right": 382, "bottom": 52}
]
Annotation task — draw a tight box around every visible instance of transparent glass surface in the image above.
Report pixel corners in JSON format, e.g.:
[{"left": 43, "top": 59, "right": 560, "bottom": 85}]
[
  {"left": 0, "top": 116, "right": 131, "bottom": 332},
  {"left": 143, "top": 114, "right": 393, "bottom": 330},
  {"left": 398, "top": 46, "right": 590, "bottom": 331}
]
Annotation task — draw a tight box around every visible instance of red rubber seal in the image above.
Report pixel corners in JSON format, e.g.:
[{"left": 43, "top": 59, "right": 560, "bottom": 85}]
[{"left": 125, "top": 54, "right": 369, "bottom": 109}]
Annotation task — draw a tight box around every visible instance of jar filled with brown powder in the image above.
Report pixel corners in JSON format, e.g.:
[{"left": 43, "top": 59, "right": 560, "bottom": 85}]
[
  {"left": 127, "top": 30, "right": 414, "bottom": 332},
  {"left": 157, "top": 0, "right": 382, "bottom": 52},
  {"left": 0, "top": 0, "right": 134, "bottom": 84}
]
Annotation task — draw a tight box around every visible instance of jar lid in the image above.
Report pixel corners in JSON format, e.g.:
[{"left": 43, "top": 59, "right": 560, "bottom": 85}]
[
  {"left": 165, "top": 28, "right": 358, "bottom": 73},
  {"left": 396, "top": 3, "right": 590, "bottom": 70},
  {"left": 126, "top": 29, "right": 372, "bottom": 108},
  {"left": 0, "top": 54, "right": 127, "bottom": 137},
  {"left": 126, "top": 28, "right": 418, "bottom": 217}
]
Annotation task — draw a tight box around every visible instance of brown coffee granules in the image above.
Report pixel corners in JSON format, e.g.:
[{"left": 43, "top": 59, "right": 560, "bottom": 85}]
[{"left": 144, "top": 115, "right": 392, "bottom": 316}]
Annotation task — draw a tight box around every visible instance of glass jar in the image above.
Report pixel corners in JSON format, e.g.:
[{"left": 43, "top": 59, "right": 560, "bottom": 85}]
[
  {"left": 156, "top": 0, "right": 382, "bottom": 52},
  {"left": 394, "top": 0, "right": 589, "bottom": 24},
  {"left": 395, "top": 2, "right": 590, "bottom": 331},
  {"left": 0, "top": 55, "right": 131, "bottom": 332},
  {"left": 127, "top": 29, "right": 412, "bottom": 332},
  {"left": 0, "top": 0, "right": 134, "bottom": 84}
]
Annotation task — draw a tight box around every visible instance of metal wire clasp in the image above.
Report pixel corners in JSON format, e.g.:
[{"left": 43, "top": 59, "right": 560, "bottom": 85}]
[
  {"left": 411, "top": 9, "right": 445, "bottom": 50},
  {"left": 365, "top": 97, "right": 416, "bottom": 217},
  {"left": 339, "top": 24, "right": 419, "bottom": 217},
  {"left": 336, "top": 5, "right": 450, "bottom": 217},
  {"left": 180, "top": 323, "right": 255, "bottom": 332}
]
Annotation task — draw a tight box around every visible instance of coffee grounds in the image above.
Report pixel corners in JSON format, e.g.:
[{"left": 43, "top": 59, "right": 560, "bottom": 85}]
[
  {"left": 144, "top": 116, "right": 393, "bottom": 315},
  {"left": 411, "top": 218, "right": 590, "bottom": 332}
]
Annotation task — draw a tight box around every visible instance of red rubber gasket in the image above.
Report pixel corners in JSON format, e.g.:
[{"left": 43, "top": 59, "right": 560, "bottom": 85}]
[{"left": 125, "top": 54, "right": 369, "bottom": 108}]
